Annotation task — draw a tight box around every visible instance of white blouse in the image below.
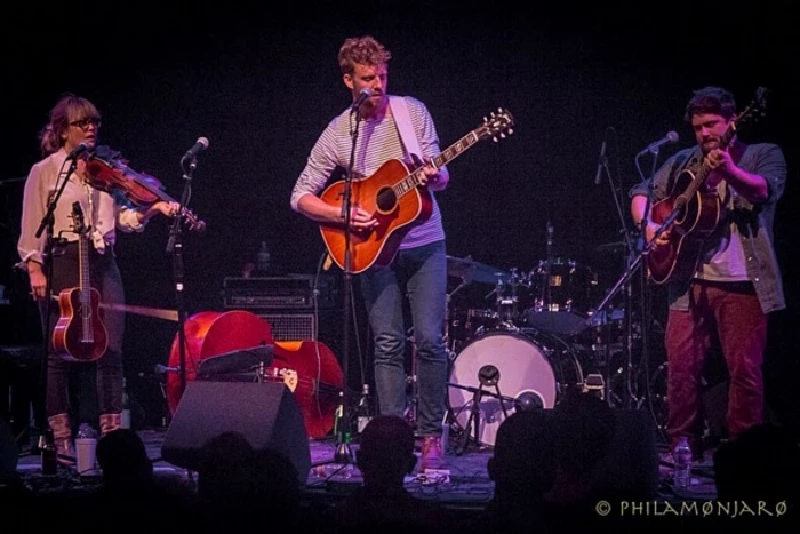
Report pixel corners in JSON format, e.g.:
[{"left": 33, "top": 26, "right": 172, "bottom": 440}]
[{"left": 17, "top": 148, "right": 147, "bottom": 266}]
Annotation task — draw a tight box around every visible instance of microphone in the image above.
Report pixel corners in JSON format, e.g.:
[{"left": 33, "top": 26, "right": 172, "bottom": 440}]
[
  {"left": 183, "top": 137, "right": 209, "bottom": 160},
  {"left": 68, "top": 143, "right": 89, "bottom": 159},
  {"left": 638, "top": 130, "right": 679, "bottom": 155},
  {"left": 478, "top": 364, "right": 500, "bottom": 386},
  {"left": 351, "top": 88, "right": 372, "bottom": 110},
  {"left": 594, "top": 140, "right": 607, "bottom": 185}
]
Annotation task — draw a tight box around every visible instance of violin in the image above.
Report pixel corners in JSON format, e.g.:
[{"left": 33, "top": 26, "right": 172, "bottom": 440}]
[{"left": 83, "top": 145, "right": 206, "bottom": 232}]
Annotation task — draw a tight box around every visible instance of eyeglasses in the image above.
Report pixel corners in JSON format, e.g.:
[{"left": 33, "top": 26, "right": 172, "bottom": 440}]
[{"left": 69, "top": 118, "right": 102, "bottom": 130}]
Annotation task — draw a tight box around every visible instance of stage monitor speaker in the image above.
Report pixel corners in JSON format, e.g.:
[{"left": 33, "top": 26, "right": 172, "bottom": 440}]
[{"left": 161, "top": 381, "right": 310, "bottom": 484}]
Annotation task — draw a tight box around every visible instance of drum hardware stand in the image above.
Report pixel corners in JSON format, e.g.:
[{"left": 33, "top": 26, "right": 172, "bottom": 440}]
[
  {"left": 405, "top": 327, "right": 418, "bottom": 428},
  {"left": 449, "top": 366, "right": 509, "bottom": 455},
  {"left": 544, "top": 220, "right": 553, "bottom": 309},
  {"left": 446, "top": 277, "right": 470, "bottom": 356}
]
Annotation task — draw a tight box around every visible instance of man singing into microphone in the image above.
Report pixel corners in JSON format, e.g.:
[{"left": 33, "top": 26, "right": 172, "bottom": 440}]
[
  {"left": 628, "top": 86, "right": 786, "bottom": 463},
  {"left": 17, "top": 94, "right": 179, "bottom": 459},
  {"left": 290, "top": 36, "right": 450, "bottom": 472}
]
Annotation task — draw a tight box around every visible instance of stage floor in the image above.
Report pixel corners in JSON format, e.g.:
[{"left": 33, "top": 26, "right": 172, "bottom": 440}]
[{"left": 13, "top": 428, "right": 719, "bottom": 509}]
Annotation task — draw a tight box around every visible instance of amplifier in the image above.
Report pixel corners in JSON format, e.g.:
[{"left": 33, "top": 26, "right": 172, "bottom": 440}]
[
  {"left": 223, "top": 275, "right": 336, "bottom": 310},
  {"left": 257, "top": 312, "right": 316, "bottom": 342}
]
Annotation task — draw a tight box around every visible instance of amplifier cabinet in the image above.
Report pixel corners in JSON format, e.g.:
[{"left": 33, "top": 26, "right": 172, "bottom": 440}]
[
  {"left": 223, "top": 275, "right": 336, "bottom": 310},
  {"left": 256, "top": 312, "right": 317, "bottom": 342}
]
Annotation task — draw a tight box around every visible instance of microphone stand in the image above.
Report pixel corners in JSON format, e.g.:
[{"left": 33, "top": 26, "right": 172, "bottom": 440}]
[
  {"left": 33, "top": 157, "right": 76, "bottom": 444},
  {"left": 313, "top": 103, "right": 363, "bottom": 472},
  {"left": 595, "top": 134, "right": 637, "bottom": 409},
  {"left": 634, "top": 146, "right": 662, "bottom": 415},
  {"left": 593, "top": 145, "right": 672, "bottom": 409},
  {"left": 166, "top": 154, "right": 196, "bottom": 404}
]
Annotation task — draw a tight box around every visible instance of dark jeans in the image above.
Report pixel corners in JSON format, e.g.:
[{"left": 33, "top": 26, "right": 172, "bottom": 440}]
[
  {"left": 360, "top": 240, "right": 448, "bottom": 436},
  {"left": 665, "top": 280, "right": 767, "bottom": 457},
  {"left": 39, "top": 242, "right": 125, "bottom": 419}
]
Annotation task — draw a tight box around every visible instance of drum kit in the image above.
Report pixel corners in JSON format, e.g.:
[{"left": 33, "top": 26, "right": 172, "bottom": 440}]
[{"left": 442, "top": 238, "right": 654, "bottom": 451}]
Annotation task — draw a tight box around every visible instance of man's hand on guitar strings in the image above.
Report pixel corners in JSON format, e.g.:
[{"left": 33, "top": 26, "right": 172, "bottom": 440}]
[
  {"left": 704, "top": 148, "right": 735, "bottom": 187},
  {"left": 346, "top": 206, "right": 379, "bottom": 230},
  {"left": 645, "top": 221, "right": 671, "bottom": 247}
]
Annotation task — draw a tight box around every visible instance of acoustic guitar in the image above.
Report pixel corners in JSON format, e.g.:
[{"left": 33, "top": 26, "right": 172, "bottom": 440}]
[
  {"left": 647, "top": 88, "right": 768, "bottom": 285},
  {"left": 319, "top": 108, "right": 514, "bottom": 274},
  {"left": 53, "top": 201, "right": 109, "bottom": 362}
]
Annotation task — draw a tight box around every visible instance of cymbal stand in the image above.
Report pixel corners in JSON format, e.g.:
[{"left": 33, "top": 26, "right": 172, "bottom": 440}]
[{"left": 445, "top": 276, "right": 470, "bottom": 356}]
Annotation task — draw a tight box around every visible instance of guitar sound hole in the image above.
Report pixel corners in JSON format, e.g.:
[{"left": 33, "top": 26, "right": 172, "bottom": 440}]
[{"left": 376, "top": 188, "right": 397, "bottom": 212}]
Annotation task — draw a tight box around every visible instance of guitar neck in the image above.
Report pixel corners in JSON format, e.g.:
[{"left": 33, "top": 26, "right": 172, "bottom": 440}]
[
  {"left": 391, "top": 128, "right": 483, "bottom": 199},
  {"left": 78, "top": 223, "right": 95, "bottom": 343}
]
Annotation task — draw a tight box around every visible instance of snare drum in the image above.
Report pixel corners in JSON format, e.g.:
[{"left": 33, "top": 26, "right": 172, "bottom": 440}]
[{"left": 447, "top": 330, "right": 584, "bottom": 446}]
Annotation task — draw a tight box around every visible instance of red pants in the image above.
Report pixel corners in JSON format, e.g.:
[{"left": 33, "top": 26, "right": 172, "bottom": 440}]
[{"left": 665, "top": 280, "right": 767, "bottom": 459}]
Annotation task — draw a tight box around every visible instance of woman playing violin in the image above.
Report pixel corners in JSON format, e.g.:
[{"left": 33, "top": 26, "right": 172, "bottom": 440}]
[{"left": 16, "top": 94, "right": 179, "bottom": 459}]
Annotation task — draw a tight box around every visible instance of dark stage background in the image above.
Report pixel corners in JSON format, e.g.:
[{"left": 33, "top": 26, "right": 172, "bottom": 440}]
[{"left": 1, "top": 2, "right": 796, "bottom": 432}]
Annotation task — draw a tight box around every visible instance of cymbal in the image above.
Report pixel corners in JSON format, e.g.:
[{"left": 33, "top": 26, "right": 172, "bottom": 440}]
[{"left": 446, "top": 255, "right": 508, "bottom": 284}]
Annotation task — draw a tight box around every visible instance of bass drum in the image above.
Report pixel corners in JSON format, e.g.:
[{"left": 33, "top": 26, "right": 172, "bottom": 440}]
[{"left": 447, "top": 330, "right": 583, "bottom": 447}]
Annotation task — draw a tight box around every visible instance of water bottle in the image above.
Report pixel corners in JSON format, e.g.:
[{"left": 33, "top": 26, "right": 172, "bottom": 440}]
[
  {"left": 75, "top": 424, "right": 98, "bottom": 475},
  {"left": 41, "top": 428, "right": 57, "bottom": 476},
  {"left": 356, "top": 384, "right": 372, "bottom": 433},
  {"left": 257, "top": 241, "right": 271, "bottom": 272},
  {"left": 121, "top": 377, "right": 131, "bottom": 430},
  {"left": 673, "top": 436, "right": 692, "bottom": 488}
]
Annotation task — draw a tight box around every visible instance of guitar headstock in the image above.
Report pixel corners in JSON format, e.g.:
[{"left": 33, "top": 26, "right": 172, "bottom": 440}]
[
  {"left": 478, "top": 107, "right": 514, "bottom": 142},
  {"left": 735, "top": 87, "right": 769, "bottom": 127},
  {"left": 70, "top": 201, "right": 87, "bottom": 237}
]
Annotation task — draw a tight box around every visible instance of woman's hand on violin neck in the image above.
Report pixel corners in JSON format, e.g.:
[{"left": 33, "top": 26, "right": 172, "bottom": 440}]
[
  {"left": 160, "top": 201, "right": 181, "bottom": 217},
  {"left": 140, "top": 201, "right": 180, "bottom": 223}
]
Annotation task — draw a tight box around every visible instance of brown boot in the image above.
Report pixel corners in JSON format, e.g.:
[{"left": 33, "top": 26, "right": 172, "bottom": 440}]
[
  {"left": 47, "top": 413, "right": 75, "bottom": 463},
  {"left": 99, "top": 413, "right": 122, "bottom": 436}
]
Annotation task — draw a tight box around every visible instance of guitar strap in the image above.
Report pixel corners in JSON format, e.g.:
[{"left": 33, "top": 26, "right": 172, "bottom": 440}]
[{"left": 389, "top": 96, "right": 424, "bottom": 164}]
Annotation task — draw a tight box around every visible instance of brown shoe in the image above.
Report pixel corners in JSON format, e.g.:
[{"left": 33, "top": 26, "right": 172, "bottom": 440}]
[
  {"left": 99, "top": 413, "right": 122, "bottom": 436},
  {"left": 420, "top": 436, "right": 446, "bottom": 471}
]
